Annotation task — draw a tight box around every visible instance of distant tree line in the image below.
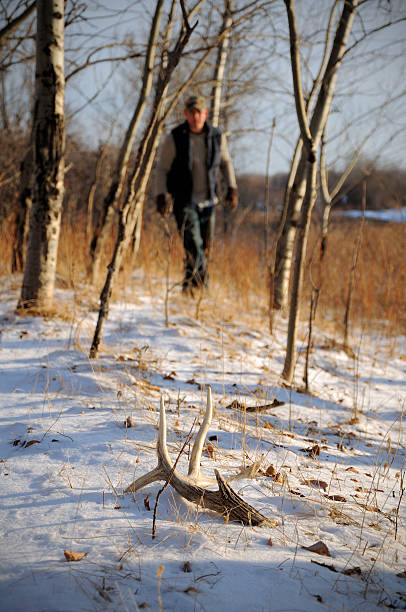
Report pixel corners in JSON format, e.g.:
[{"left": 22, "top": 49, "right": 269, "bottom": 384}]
[{"left": 1, "top": 130, "right": 406, "bottom": 229}]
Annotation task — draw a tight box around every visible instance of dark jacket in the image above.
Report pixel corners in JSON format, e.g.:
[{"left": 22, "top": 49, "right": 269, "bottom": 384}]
[{"left": 166, "top": 121, "right": 222, "bottom": 210}]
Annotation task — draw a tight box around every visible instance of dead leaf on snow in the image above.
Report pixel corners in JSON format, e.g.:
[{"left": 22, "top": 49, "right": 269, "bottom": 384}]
[
  {"left": 302, "top": 541, "right": 331, "bottom": 557},
  {"left": 265, "top": 464, "right": 276, "bottom": 477},
  {"left": 342, "top": 567, "right": 361, "bottom": 576},
  {"left": 345, "top": 466, "right": 359, "bottom": 473},
  {"left": 303, "top": 479, "right": 328, "bottom": 491},
  {"left": 289, "top": 489, "right": 305, "bottom": 498},
  {"left": 303, "top": 444, "right": 321, "bottom": 458},
  {"left": 64, "top": 550, "right": 87, "bottom": 562},
  {"left": 164, "top": 371, "right": 177, "bottom": 380},
  {"left": 327, "top": 494, "right": 346, "bottom": 502},
  {"left": 205, "top": 443, "right": 216, "bottom": 460},
  {"left": 125, "top": 415, "right": 135, "bottom": 428},
  {"left": 184, "top": 586, "right": 200, "bottom": 594},
  {"left": 23, "top": 440, "right": 41, "bottom": 448}
]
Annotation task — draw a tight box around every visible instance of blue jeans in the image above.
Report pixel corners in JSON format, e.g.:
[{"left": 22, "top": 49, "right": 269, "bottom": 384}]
[{"left": 174, "top": 203, "right": 215, "bottom": 289}]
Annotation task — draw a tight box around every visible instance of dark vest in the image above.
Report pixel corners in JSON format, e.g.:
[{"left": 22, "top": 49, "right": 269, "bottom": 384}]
[{"left": 166, "top": 121, "right": 222, "bottom": 209}]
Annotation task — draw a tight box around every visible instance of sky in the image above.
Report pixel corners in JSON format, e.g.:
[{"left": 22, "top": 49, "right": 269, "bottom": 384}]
[{"left": 3, "top": 0, "right": 406, "bottom": 176}]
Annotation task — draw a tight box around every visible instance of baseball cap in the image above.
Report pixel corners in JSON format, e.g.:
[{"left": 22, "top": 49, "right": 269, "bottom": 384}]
[{"left": 185, "top": 94, "right": 207, "bottom": 111}]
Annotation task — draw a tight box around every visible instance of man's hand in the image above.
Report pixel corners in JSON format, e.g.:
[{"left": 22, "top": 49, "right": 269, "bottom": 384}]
[
  {"left": 156, "top": 193, "right": 173, "bottom": 217},
  {"left": 225, "top": 187, "right": 238, "bottom": 211}
]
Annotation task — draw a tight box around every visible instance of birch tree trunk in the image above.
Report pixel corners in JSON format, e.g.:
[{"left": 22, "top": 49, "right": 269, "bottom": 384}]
[
  {"left": 13, "top": 144, "right": 33, "bottom": 272},
  {"left": 281, "top": 0, "right": 357, "bottom": 384},
  {"left": 273, "top": 0, "right": 357, "bottom": 312},
  {"left": 210, "top": 0, "right": 233, "bottom": 128},
  {"left": 18, "top": 0, "right": 65, "bottom": 312}
]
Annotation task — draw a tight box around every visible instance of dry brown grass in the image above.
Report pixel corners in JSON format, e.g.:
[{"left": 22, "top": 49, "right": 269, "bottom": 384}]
[
  {"left": 315, "top": 219, "right": 406, "bottom": 336},
  {"left": 1, "top": 210, "right": 405, "bottom": 339}
]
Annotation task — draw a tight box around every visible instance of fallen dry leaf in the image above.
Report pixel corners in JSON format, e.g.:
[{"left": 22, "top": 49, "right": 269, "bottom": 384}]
[
  {"left": 289, "top": 489, "right": 305, "bottom": 498},
  {"left": 184, "top": 586, "right": 200, "bottom": 595},
  {"left": 205, "top": 443, "right": 216, "bottom": 460},
  {"left": 304, "top": 479, "right": 328, "bottom": 491},
  {"left": 23, "top": 440, "right": 41, "bottom": 448},
  {"left": 303, "top": 444, "right": 321, "bottom": 458},
  {"left": 303, "top": 541, "right": 331, "bottom": 557},
  {"left": 345, "top": 467, "right": 359, "bottom": 473},
  {"left": 342, "top": 567, "right": 361, "bottom": 576},
  {"left": 64, "top": 550, "right": 87, "bottom": 562},
  {"left": 125, "top": 415, "right": 135, "bottom": 428},
  {"left": 164, "top": 372, "right": 177, "bottom": 380},
  {"left": 327, "top": 494, "right": 346, "bottom": 502},
  {"left": 264, "top": 465, "right": 284, "bottom": 483}
]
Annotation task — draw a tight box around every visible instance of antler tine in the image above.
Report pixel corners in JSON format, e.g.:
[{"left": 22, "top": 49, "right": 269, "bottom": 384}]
[
  {"left": 124, "top": 392, "right": 273, "bottom": 527},
  {"left": 157, "top": 395, "right": 172, "bottom": 466},
  {"left": 124, "top": 396, "right": 168, "bottom": 494},
  {"left": 188, "top": 385, "right": 213, "bottom": 479}
]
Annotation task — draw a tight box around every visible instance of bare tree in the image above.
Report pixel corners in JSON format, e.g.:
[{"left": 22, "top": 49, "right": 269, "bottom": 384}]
[
  {"left": 89, "top": 0, "right": 203, "bottom": 358},
  {"left": 280, "top": 0, "right": 357, "bottom": 384},
  {"left": 272, "top": 0, "right": 357, "bottom": 313},
  {"left": 17, "top": 0, "right": 65, "bottom": 312},
  {"left": 89, "top": 0, "right": 166, "bottom": 285},
  {"left": 0, "top": 2, "right": 35, "bottom": 47},
  {"left": 209, "top": 0, "right": 233, "bottom": 128}
]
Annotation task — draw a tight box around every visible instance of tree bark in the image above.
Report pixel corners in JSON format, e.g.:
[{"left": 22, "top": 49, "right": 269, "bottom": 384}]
[
  {"left": 18, "top": 0, "right": 65, "bottom": 312},
  {"left": 273, "top": 0, "right": 357, "bottom": 311},
  {"left": 281, "top": 0, "right": 357, "bottom": 384},
  {"left": 13, "top": 144, "right": 33, "bottom": 273},
  {"left": 210, "top": 0, "right": 233, "bottom": 128}
]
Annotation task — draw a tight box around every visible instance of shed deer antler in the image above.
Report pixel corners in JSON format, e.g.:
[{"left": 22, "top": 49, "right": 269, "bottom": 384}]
[{"left": 125, "top": 387, "right": 272, "bottom": 526}]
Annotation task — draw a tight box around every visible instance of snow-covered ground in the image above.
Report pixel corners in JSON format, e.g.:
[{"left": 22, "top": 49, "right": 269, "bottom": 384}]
[{"left": 1, "top": 275, "right": 405, "bottom": 612}]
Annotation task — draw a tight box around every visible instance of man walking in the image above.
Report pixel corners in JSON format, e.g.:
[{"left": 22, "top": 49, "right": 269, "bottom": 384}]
[{"left": 155, "top": 94, "right": 238, "bottom": 295}]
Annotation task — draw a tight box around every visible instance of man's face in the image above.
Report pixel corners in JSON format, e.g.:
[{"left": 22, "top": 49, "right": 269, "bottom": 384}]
[{"left": 184, "top": 107, "right": 208, "bottom": 133}]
